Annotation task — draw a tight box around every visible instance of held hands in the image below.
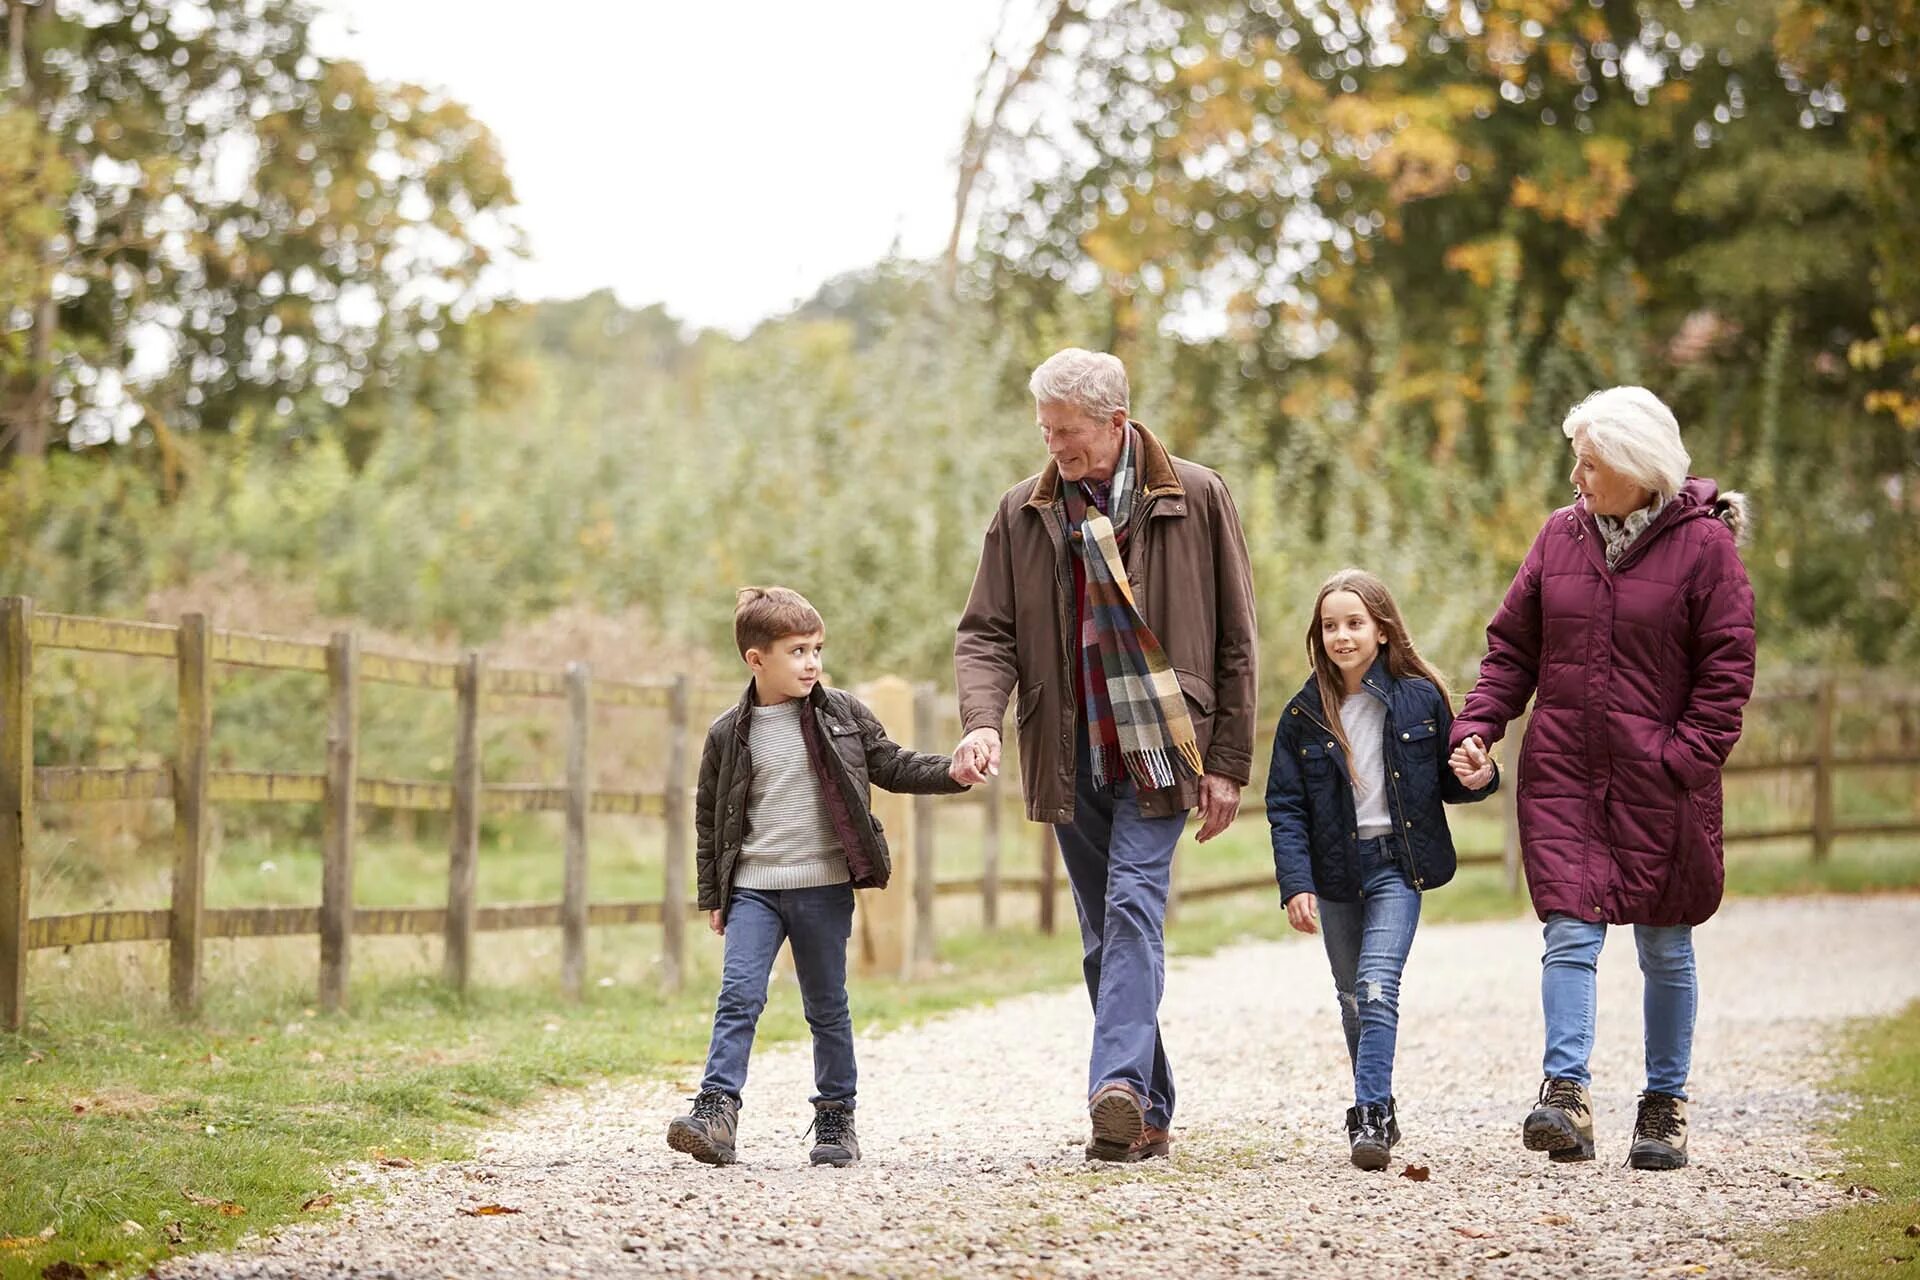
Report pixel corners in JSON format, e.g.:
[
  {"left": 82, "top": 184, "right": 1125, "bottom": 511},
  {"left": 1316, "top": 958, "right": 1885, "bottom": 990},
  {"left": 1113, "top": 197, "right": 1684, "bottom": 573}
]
[
  {"left": 1285, "top": 892, "right": 1319, "bottom": 935},
  {"left": 950, "top": 727, "right": 1001, "bottom": 785},
  {"left": 1449, "top": 735, "right": 1495, "bottom": 789}
]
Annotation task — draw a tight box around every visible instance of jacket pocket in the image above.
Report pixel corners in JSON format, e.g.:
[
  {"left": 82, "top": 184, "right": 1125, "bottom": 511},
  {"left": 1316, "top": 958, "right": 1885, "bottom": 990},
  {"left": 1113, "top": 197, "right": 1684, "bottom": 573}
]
[
  {"left": 1173, "top": 668, "right": 1216, "bottom": 719},
  {"left": 1016, "top": 682, "right": 1045, "bottom": 727},
  {"left": 1397, "top": 719, "right": 1440, "bottom": 753}
]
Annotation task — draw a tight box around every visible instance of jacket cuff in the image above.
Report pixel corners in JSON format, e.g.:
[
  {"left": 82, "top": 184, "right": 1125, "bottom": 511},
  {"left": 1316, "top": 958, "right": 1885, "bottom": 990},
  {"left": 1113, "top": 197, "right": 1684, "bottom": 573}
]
[
  {"left": 1450, "top": 719, "right": 1495, "bottom": 751},
  {"left": 1278, "top": 873, "right": 1316, "bottom": 903},
  {"left": 961, "top": 708, "right": 1006, "bottom": 736},
  {"left": 1203, "top": 745, "right": 1252, "bottom": 786}
]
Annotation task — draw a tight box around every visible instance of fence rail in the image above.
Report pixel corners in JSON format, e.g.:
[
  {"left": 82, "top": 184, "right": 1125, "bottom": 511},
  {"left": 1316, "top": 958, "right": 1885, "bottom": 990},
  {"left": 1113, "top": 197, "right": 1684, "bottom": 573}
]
[{"left": 4, "top": 594, "right": 1918, "bottom": 1030}]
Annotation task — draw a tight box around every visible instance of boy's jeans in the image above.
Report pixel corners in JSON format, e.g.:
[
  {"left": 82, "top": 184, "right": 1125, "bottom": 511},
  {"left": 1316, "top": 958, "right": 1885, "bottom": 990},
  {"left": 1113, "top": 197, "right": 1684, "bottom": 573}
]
[
  {"left": 1540, "top": 913, "right": 1697, "bottom": 1098},
  {"left": 1316, "top": 836, "right": 1422, "bottom": 1108},
  {"left": 1052, "top": 747, "right": 1188, "bottom": 1131},
  {"left": 700, "top": 883, "right": 857, "bottom": 1108}
]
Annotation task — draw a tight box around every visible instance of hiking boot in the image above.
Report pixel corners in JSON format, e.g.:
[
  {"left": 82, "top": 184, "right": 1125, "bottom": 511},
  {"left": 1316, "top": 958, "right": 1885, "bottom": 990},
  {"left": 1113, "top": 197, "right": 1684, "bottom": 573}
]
[
  {"left": 666, "top": 1088, "right": 739, "bottom": 1166},
  {"left": 1130, "top": 1125, "right": 1172, "bottom": 1161},
  {"left": 1627, "top": 1091, "right": 1689, "bottom": 1171},
  {"left": 1523, "top": 1077, "right": 1595, "bottom": 1163},
  {"left": 1085, "top": 1081, "right": 1146, "bottom": 1163},
  {"left": 807, "top": 1100, "right": 860, "bottom": 1167},
  {"left": 1385, "top": 1095, "right": 1401, "bottom": 1148},
  {"left": 1346, "top": 1103, "right": 1392, "bottom": 1171}
]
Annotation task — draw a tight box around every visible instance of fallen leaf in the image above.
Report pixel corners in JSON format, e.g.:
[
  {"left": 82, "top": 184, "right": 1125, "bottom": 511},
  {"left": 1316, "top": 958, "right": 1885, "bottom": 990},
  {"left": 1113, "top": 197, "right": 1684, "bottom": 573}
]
[
  {"left": 1452, "top": 1225, "right": 1493, "bottom": 1239},
  {"left": 0, "top": 1237, "right": 43, "bottom": 1250},
  {"left": 69, "top": 1102, "right": 87, "bottom": 1115},
  {"left": 299, "top": 1195, "right": 335, "bottom": 1213},
  {"left": 1846, "top": 1184, "right": 1884, "bottom": 1200},
  {"left": 164, "top": 1223, "right": 185, "bottom": 1245},
  {"left": 1536, "top": 1213, "right": 1571, "bottom": 1226},
  {"left": 1907, "top": 1225, "right": 1920, "bottom": 1239},
  {"left": 180, "top": 1189, "right": 221, "bottom": 1208},
  {"left": 1481, "top": 1247, "right": 1513, "bottom": 1260},
  {"left": 457, "top": 1205, "right": 522, "bottom": 1217},
  {"left": 217, "top": 1204, "right": 246, "bottom": 1218},
  {"left": 1400, "top": 1164, "right": 1430, "bottom": 1181},
  {"left": 377, "top": 1156, "right": 415, "bottom": 1170},
  {"left": 40, "top": 1262, "right": 87, "bottom": 1280}
]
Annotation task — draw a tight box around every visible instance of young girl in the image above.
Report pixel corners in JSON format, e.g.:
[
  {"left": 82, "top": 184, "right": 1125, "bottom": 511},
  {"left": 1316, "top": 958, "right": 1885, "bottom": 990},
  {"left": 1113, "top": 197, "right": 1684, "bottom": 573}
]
[{"left": 1266, "top": 569, "right": 1499, "bottom": 1170}]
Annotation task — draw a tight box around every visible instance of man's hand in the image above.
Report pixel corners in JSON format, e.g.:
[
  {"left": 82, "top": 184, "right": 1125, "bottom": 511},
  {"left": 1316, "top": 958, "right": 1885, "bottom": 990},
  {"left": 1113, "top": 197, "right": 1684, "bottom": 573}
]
[
  {"left": 951, "top": 727, "right": 1001, "bottom": 785},
  {"left": 1449, "top": 735, "right": 1495, "bottom": 789},
  {"left": 1285, "top": 892, "right": 1319, "bottom": 935},
  {"left": 707, "top": 909, "right": 724, "bottom": 936},
  {"left": 1193, "top": 772, "right": 1241, "bottom": 843}
]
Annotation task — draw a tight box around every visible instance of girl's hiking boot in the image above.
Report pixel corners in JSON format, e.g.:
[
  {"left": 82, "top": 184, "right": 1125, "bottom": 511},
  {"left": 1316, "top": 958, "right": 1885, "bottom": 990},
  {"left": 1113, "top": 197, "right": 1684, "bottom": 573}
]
[
  {"left": 807, "top": 1101, "right": 860, "bottom": 1167},
  {"left": 1346, "top": 1103, "right": 1393, "bottom": 1171},
  {"left": 666, "top": 1088, "right": 739, "bottom": 1166},
  {"left": 1523, "top": 1077, "right": 1595, "bottom": 1163},
  {"left": 1085, "top": 1081, "right": 1146, "bottom": 1162},
  {"left": 1627, "top": 1091, "right": 1689, "bottom": 1170}
]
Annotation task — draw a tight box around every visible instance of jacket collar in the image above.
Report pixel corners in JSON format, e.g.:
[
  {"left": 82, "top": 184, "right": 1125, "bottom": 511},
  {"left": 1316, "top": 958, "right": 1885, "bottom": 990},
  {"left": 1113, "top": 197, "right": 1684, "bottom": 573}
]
[
  {"left": 730, "top": 678, "right": 828, "bottom": 741},
  {"left": 1027, "top": 421, "right": 1184, "bottom": 511},
  {"left": 1570, "top": 475, "right": 1719, "bottom": 574}
]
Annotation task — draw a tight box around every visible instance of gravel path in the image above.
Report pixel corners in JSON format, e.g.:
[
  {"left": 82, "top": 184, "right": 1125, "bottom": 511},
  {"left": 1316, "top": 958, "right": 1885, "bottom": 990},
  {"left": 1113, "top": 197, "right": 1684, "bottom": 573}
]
[{"left": 159, "top": 894, "right": 1920, "bottom": 1279}]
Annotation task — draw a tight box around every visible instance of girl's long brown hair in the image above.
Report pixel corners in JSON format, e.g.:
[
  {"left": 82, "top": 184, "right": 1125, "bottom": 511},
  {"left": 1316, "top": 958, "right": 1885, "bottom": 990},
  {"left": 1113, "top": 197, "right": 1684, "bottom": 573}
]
[{"left": 1307, "top": 569, "right": 1452, "bottom": 786}]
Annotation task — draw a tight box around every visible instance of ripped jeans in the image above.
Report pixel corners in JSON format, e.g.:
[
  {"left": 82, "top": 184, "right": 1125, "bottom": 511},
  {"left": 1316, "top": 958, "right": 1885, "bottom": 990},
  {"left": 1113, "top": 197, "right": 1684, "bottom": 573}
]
[{"left": 1316, "top": 837, "right": 1422, "bottom": 1108}]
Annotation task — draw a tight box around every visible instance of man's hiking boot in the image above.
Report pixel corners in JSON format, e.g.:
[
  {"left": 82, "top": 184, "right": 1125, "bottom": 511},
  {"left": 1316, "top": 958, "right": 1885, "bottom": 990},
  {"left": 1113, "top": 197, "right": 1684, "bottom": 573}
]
[
  {"left": 1131, "top": 1126, "right": 1172, "bottom": 1161},
  {"left": 1085, "top": 1081, "right": 1146, "bottom": 1163},
  {"left": 1523, "top": 1077, "right": 1595, "bottom": 1163},
  {"left": 807, "top": 1100, "right": 860, "bottom": 1167},
  {"left": 1627, "top": 1090, "right": 1689, "bottom": 1171},
  {"left": 1346, "top": 1103, "right": 1393, "bottom": 1171},
  {"left": 666, "top": 1088, "right": 739, "bottom": 1166}
]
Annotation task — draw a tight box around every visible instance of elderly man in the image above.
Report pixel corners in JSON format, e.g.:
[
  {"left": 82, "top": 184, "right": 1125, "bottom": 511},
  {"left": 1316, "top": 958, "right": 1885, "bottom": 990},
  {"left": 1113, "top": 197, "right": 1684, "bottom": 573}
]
[{"left": 951, "top": 348, "right": 1257, "bottom": 1161}]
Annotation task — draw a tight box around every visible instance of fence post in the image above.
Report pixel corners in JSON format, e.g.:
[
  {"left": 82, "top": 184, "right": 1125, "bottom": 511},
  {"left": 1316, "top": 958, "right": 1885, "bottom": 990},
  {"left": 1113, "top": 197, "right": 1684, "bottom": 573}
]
[
  {"left": 660, "top": 674, "right": 691, "bottom": 992},
  {"left": 1812, "top": 675, "right": 1836, "bottom": 862},
  {"left": 858, "top": 677, "right": 917, "bottom": 976},
  {"left": 171, "top": 613, "right": 211, "bottom": 1016},
  {"left": 318, "top": 630, "right": 359, "bottom": 1013},
  {"left": 912, "top": 684, "right": 937, "bottom": 965},
  {"left": 444, "top": 651, "right": 482, "bottom": 992},
  {"left": 1038, "top": 824, "right": 1058, "bottom": 935},
  {"left": 0, "top": 597, "right": 32, "bottom": 1032},
  {"left": 981, "top": 766, "right": 1001, "bottom": 930},
  {"left": 1501, "top": 709, "right": 1528, "bottom": 896},
  {"left": 562, "top": 662, "right": 592, "bottom": 1000}
]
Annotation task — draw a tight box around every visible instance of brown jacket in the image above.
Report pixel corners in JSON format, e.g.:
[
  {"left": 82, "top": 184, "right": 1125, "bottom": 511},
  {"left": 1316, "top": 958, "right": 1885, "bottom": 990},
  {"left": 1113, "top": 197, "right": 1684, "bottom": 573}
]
[
  {"left": 695, "top": 682, "right": 966, "bottom": 915},
  {"left": 954, "top": 423, "right": 1258, "bottom": 822}
]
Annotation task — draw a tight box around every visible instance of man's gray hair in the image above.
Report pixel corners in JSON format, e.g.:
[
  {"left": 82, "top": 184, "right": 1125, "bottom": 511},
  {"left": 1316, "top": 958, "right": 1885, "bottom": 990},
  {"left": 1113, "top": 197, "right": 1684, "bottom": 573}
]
[
  {"left": 1029, "top": 348, "right": 1130, "bottom": 419},
  {"left": 1561, "top": 385, "right": 1691, "bottom": 501}
]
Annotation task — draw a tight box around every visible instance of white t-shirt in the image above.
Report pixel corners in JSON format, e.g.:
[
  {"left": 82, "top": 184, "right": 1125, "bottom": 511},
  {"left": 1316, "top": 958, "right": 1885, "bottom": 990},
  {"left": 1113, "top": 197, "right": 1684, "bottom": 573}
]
[{"left": 1341, "top": 692, "right": 1394, "bottom": 840}]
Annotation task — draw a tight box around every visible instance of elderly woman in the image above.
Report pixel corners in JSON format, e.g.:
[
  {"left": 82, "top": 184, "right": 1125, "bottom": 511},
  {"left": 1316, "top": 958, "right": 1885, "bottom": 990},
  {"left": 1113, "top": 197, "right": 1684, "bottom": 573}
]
[{"left": 1447, "top": 386, "right": 1754, "bottom": 1171}]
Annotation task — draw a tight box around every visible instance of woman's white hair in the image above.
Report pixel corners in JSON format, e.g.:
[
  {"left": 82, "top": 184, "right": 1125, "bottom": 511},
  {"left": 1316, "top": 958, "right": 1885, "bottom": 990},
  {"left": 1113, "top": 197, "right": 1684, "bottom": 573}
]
[
  {"left": 1028, "top": 348, "right": 1130, "bottom": 419},
  {"left": 1561, "top": 385, "right": 1691, "bottom": 501}
]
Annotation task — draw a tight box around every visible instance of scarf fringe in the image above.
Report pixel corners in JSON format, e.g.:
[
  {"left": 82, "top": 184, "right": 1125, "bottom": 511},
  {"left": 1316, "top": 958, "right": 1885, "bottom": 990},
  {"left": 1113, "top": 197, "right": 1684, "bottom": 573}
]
[{"left": 1117, "top": 740, "right": 1204, "bottom": 792}]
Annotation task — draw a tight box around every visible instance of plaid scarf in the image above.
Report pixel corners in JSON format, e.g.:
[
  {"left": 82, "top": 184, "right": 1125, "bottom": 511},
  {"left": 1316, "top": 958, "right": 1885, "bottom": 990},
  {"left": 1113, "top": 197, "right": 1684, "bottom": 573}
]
[{"left": 1066, "top": 431, "right": 1204, "bottom": 791}]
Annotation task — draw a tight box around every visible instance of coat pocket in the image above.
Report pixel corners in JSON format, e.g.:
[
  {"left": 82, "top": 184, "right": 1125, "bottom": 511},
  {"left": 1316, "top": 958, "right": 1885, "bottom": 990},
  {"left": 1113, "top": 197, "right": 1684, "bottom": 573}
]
[{"left": 1016, "top": 682, "right": 1045, "bottom": 727}]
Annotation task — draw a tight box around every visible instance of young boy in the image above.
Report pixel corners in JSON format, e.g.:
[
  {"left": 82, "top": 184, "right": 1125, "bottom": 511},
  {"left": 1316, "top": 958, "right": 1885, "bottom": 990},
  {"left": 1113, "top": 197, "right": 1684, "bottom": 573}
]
[{"left": 666, "top": 586, "right": 967, "bottom": 1167}]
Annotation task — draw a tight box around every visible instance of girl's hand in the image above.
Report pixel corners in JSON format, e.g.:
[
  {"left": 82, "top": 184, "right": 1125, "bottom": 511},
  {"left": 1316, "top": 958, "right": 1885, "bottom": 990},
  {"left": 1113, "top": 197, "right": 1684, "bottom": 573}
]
[
  {"left": 708, "top": 909, "right": 724, "bottom": 936},
  {"left": 1285, "top": 892, "right": 1319, "bottom": 935},
  {"left": 1450, "top": 735, "right": 1495, "bottom": 788}
]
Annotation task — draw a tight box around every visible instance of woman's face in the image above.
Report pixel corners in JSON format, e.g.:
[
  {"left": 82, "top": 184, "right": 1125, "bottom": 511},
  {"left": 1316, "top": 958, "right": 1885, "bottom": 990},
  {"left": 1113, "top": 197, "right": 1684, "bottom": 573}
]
[{"left": 1569, "top": 428, "right": 1655, "bottom": 518}]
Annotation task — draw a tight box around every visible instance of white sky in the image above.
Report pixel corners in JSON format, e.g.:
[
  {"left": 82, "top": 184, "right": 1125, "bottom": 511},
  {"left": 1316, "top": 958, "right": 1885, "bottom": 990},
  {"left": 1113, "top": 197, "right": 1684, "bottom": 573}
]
[{"left": 313, "top": 0, "right": 1011, "bottom": 334}]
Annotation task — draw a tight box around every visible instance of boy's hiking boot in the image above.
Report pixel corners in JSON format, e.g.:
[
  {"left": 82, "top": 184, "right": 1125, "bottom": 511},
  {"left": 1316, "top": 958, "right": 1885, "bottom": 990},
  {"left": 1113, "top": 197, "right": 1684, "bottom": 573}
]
[
  {"left": 1523, "top": 1077, "right": 1595, "bottom": 1163},
  {"left": 807, "top": 1101, "right": 860, "bottom": 1167},
  {"left": 1346, "top": 1103, "right": 1393, "bottom": 1171},
  {"left": 666, "top": 1088, "right": 739, "bottom": 1166},
  {"left": 1085, "top": 1081, "right": 1146, "bottom": 1163},
  {"left": 1627, "top": 1091, "right": 1689, "bottom": 1171}
]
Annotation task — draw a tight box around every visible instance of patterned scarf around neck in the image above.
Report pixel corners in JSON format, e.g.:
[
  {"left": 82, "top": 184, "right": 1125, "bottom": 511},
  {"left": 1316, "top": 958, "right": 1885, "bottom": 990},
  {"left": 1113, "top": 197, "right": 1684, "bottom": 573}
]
[{"left": 1067, "top": 428, "right": 1204, "bottom": 791}]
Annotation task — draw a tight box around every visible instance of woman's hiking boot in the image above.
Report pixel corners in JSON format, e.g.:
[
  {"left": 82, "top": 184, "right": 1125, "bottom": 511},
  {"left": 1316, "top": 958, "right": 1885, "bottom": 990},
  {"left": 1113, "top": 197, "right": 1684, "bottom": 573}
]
[
  {"left": 666, "top": 1088, "right": 739, "bottom": 1166},
  {"left": 1523, "top": 1077, "right": 1595, "bottom": 1163},
  {"left": 1346, "top": 1103, "right": 1393, "bottom": 1171},
  {"left": 1627, "top": 1091, "right": 1689, "bottom": 1170}
]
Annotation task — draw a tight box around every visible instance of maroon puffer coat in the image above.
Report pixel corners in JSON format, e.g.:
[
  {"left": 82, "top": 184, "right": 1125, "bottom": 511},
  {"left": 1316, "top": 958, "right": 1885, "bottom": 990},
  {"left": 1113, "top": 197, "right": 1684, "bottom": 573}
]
[{"left": 1451, "top": 477, "right": 1756, "bottom": 927}]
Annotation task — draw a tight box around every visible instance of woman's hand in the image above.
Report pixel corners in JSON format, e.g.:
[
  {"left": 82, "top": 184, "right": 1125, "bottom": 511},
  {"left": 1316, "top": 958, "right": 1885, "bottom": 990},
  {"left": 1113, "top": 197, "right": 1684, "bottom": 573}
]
[
  {"left": 1450, "top": 735, "right": 1495, "bottom": 789},
  {"left": 1285, "top": 892, "right": 1319, "bottom": 935}
]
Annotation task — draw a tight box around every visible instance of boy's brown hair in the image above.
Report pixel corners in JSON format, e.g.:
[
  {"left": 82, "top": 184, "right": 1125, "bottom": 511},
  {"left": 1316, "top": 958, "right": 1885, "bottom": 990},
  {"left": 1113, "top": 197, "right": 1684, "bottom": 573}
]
[{"left": 734, "top": 586, "right": 825, "bottom": 658}]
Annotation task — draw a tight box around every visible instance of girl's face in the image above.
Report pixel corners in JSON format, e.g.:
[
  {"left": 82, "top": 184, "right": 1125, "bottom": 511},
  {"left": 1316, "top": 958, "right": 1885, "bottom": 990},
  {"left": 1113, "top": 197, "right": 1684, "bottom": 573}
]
[{"left": 1319, "top": 590, "right": 1385, "bottom": 686}]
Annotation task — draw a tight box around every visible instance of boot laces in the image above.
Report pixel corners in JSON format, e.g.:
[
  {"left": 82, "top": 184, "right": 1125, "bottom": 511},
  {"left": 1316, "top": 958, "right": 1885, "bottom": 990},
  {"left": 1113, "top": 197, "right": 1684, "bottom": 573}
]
[
  {"left": 1635, "top": 1092, "right": 1682, "bottom": 1142},
  {"left": 689, "top": 1089, "right": 730, "bottom": 1121},
  {"left": 1539, "top": 1078, "right": 1585, "bottom": 1112},
  {"left": 809, "top": 1106, "right": 851, "bottom": 1146}
]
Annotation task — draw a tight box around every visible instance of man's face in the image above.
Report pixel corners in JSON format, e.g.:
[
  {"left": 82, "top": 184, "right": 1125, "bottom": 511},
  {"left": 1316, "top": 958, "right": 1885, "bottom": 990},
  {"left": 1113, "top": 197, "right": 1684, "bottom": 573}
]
[
  {"left": 1037, "top": 401, "right": 1126, "bottom": 484},
  {"left": 746, "top": 631, "right": 825, "bottom": 703}
]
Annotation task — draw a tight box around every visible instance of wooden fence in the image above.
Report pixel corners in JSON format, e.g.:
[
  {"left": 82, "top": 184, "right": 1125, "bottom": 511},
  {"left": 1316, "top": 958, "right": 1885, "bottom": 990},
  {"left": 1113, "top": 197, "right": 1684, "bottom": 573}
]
[{"left": 4, "top": 595, "right": 1918, "bottom": 1030}]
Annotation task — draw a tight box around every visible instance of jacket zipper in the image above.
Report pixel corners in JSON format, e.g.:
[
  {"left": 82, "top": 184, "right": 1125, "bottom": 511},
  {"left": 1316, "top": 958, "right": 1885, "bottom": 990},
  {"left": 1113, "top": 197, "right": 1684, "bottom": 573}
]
[{"left": 1368, "top": 679, "right": 1426, "bottom": 891}]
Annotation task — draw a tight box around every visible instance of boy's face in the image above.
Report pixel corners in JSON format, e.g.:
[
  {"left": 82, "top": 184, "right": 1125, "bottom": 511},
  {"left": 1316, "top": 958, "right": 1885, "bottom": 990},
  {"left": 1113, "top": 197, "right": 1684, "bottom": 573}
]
[{"left": 746, "top": 630, "right": 825, "bottom": 704}]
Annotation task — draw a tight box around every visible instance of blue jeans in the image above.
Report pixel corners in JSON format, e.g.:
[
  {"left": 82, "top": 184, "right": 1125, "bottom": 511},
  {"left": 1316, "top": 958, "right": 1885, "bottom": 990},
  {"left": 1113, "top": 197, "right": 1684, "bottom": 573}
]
[
  {"left": 1540, "top": 914, "right": 1697, "bottom": 1098},
  {"left": 700, "top": 883, "right": 857, "bottom": 1108},
  {"left": 1316, "top": 837, "right": 1422, "bottom": 1108},
  {"left": 1053, "top": 748, "right": 1188, "bottom": 1130}
]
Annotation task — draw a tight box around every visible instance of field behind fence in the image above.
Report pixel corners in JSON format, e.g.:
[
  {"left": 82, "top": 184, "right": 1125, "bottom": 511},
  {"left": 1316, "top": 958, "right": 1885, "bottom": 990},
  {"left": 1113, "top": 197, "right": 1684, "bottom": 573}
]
[{"left": 5, "top": 595, "right": 1920, "bottom": 1032}]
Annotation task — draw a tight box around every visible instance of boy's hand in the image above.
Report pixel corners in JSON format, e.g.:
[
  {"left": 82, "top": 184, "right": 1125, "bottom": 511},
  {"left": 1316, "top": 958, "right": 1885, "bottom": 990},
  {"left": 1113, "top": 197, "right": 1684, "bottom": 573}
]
[
  {"left": 951, "top": 727, "right": 1001, "bottom": 784},
  {"left": 1285, "top": 892, "right": 1319, "bottom": 935},
  {"left": 1449, "top": 735, "right": 1495, "bottom": 789},
  {"left": 707, "top": 909, "right": 724, "bottom": 936}
]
